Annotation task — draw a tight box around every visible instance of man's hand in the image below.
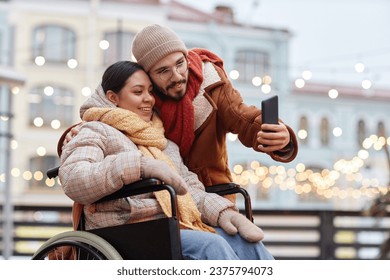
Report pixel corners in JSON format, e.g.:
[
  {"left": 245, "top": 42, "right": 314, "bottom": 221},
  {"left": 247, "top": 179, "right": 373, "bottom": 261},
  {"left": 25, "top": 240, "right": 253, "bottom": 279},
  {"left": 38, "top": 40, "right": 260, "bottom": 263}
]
[
  {"left": 257, "top": 122, "right": 290, "bottom": 153},
  {"left": 218, "top": 209, "right": 264, "bottom": 242},
  {"left": 62, "top": 122, "right": 85, "bottom": 147}
]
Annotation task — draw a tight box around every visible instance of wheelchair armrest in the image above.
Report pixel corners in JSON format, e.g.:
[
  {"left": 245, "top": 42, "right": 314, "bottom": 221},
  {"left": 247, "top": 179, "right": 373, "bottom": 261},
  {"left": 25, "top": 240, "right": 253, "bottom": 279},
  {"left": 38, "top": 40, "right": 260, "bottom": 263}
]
[
  {"left": 206, "top": 182, "right": 240, "bottom": 194},
  {"left": 47, "top": 166, "right": 60, "bottom": 179},
  {"left": 46, "top": 166, "right": 179, "bottom": 218},
  {"left": 97, "top": 178, "right": 162, "bottom": 202},
  {"left": 96, "top": 179, "right": 178, "bottom": 218},
  {"left": 206, "top": 183, "right": 253, "bottom": 222}
]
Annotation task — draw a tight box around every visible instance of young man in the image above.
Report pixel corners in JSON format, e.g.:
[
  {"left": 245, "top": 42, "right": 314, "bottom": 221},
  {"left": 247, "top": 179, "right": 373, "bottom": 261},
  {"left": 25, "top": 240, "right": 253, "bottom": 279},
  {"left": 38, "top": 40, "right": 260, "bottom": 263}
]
[{"left": 130, "top": 24, "right": 298, "bottom": 190}]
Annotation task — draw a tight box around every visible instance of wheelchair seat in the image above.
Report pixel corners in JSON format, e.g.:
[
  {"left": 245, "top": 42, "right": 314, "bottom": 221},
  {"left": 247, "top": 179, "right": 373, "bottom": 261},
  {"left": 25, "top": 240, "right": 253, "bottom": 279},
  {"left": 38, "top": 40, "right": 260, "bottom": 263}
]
[{"left": 31, "top": 166, "right": 253, "bottom": 260}]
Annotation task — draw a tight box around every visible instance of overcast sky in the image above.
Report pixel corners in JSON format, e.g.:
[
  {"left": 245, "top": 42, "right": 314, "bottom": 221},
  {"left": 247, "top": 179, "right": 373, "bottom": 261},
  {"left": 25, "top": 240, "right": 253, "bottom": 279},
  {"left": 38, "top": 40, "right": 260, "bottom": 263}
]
[{"left": 176, "top": 0, "right": 390, "bottom": 89}]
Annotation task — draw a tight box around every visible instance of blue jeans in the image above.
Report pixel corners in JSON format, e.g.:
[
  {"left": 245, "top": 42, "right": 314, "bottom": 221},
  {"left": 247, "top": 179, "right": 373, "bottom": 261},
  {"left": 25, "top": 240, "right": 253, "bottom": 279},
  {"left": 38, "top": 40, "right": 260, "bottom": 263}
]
[{"left": 180, "top": 227, "right": 274, "bottom": 260}]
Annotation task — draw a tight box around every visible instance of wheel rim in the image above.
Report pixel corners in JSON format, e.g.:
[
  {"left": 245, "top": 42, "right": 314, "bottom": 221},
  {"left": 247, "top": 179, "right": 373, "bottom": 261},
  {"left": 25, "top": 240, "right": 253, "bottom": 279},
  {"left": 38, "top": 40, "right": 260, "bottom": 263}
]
[
  {"left": 31, "top": 231, "right": 123, "bottom": 260},
  {"left": 33, "top": 240, "right": 106, "bottom": 260}
]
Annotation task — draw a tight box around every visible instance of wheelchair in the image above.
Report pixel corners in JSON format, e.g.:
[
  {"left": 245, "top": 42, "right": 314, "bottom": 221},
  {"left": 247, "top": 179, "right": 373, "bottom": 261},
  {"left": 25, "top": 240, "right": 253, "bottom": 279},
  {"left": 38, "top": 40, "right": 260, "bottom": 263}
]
[{"left": 31, "top": 166, "right": 253, "bottom": 260}]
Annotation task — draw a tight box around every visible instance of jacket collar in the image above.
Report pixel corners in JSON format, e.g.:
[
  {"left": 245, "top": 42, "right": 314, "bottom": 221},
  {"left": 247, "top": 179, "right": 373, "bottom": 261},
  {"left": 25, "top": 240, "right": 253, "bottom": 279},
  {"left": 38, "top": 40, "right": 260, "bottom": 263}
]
[{"left": 193, "top": 61, "right": 221, "bottom": 131}]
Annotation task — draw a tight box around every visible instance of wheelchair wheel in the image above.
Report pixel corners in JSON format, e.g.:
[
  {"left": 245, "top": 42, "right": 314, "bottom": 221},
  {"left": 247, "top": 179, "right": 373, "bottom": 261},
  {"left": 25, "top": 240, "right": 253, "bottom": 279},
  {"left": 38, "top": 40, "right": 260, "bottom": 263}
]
[{"left": 31, "top": 231, "right": 123, "bottom": 260}]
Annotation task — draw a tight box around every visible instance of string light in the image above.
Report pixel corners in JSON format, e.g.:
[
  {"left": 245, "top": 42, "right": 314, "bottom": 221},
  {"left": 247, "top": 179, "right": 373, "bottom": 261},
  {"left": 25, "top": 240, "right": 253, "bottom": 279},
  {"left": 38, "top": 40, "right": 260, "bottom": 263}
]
[
  {"left": 36, "top": 146, "right": 46, "bottom": 156},
  {"left": 0, "top": 115, "right": 9, "bottom": 121},
  {"left": 11, "top": 86, "right": 20, "bottom": 94},
  {"left": 22, "top": 171, "right": 33, "bottom": 180},
  {"left": 8, "top": 19, "right": 389, "bottom": 94},
  {"left": 295, "top": 78, "right": 305, "bottom": 88},
  {"left": 252, "top": 76, "right": 262, "bottom": 86},
  {"left": 45, "top": 178, "right": 55, "bottom": 187},
  {"left": 33, "top": 117, "right": 44, "bottom": 127},
  {"left": 50, "top": 119, "right": 61, "bottom": 129},
  {"left": 10, "top": 140, "right": 18, "bottom": 149},
  {"left": 229, "top": 70, "right": 239, "bottom": 80},
  {"left": 33, "top": 171, "right": 44, "bottom": 181},
  {"left": 354, "top": 63, "right": 365, "bottom": 73},
  {"left": 231, "top": 134, "right": 390, "bottom": 200},
  {"left": 328, "top": 88, "right": 338, "bottom": 99},
  {"left": 81, "top": 86, "right": 92, "bottom": 97},
  {"left": 99, "top": 39, "right": 109, "bottom": 50},
  {"left": 261, "top": 84, "right": 271, "bottom": 94},
  {"left": 302, "top": 70, "right": 312, "bottom": 80},
  {"left": 44, "top": 86, "right": 54, "bottom": 96},
  {"left": 333, "top": 127, "right": 343, "bottom": 137},
  {"left": 67, "top": 58, "right": 78, "bottom": 69},
  {"left": 361, "top": 79, "right": 372, "bottom": 89},
  {"left": 297, "top": 129, "right": 308, "bottom": 140},
  {"left": 227, "top": 133, "right": 238, "bottom": 141},
  {"left": 34, "top": 56, "right": 45, "bottom": 66},
  {"left": 262, "top": 75, "right": 272, "bottom": 84},
  {"left": 11, "top": 168, "right": 21, "bottom": 177}
]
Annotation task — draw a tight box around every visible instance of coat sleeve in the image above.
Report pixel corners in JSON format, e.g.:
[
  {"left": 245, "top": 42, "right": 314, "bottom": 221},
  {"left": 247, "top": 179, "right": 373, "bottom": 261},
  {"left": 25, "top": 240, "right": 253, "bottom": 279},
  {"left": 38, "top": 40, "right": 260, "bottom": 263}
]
[
  {"left": 207, "top": 64, "right": 298, "bottom": 163},
  {"left": 165, "top": 142, "right": 237, "bottom": 226},
  {"left": 59, "top": 122, "right": 143, "bottom": 205}
]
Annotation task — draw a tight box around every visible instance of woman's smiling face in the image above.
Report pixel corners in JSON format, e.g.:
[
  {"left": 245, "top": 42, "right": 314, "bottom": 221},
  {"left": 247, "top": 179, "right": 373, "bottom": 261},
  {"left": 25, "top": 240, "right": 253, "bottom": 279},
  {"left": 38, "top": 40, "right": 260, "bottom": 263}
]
[{"left": 107, "top": 69, "right": 155, "bottom": 122}]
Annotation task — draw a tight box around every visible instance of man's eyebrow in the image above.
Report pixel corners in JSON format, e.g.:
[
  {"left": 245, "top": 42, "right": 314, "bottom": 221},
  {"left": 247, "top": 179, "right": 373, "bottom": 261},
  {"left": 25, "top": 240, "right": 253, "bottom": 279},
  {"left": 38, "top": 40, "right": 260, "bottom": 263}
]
[
  {"left": 153, "top": 56, "right": 185, "bottom": 72},
  {"left": 153, "top": 65, "right": 167, "bottom": 73},
  {"left": 176, "top": 56, "right": 186, "bottom": 63}
]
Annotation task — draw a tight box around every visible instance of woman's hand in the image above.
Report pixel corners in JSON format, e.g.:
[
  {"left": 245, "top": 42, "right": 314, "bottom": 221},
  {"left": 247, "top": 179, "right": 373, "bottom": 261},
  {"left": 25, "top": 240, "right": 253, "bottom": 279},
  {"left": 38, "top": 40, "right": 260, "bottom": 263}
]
[
  {"left": 140, "top": 157, "right": 188, "bottom": 195},
  {"left": 218, "top": 209, "right": 264, "bottom": 242}
]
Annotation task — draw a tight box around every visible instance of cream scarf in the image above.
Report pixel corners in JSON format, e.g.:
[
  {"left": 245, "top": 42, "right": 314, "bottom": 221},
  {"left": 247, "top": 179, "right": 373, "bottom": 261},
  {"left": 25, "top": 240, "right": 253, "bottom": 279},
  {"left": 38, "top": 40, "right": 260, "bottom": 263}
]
[{"left": 83, "top": 107, "right": 215, "bottom": 233}]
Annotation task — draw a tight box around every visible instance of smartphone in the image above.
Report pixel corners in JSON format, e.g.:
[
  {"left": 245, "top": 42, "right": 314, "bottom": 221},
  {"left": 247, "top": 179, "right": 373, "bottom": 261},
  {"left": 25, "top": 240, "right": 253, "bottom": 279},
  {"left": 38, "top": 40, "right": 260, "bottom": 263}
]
[{"left": 261, "top": 95, "right": 279, "bottom": 125}]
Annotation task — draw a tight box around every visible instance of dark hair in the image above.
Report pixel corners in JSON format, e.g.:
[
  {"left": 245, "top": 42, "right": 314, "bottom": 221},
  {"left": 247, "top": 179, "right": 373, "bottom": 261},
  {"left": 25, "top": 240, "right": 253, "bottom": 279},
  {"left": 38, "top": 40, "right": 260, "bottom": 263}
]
[{"left": 101, "top": 61, "right": 144, "bottom": 94}]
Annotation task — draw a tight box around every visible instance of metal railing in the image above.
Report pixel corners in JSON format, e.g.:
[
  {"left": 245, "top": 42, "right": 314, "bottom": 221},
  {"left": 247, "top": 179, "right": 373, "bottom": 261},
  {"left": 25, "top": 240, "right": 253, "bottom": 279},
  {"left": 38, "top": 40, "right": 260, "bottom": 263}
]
[
  {"left": 1, "top": 205, "right": 389, "bottom": 259},
  {"left": 252, "top": 209, "right": 390, "bottom": 259}
]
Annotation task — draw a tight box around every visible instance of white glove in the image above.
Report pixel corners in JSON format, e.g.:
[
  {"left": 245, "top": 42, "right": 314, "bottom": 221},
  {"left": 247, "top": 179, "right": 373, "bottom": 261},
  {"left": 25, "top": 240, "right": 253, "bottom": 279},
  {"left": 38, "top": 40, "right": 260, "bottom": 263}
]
[
  {"left": 140, "top": 157, "right": 188, "bottom": 195},
  {"left": 218, "top": 209, "right": 264, "bottom": 242}
]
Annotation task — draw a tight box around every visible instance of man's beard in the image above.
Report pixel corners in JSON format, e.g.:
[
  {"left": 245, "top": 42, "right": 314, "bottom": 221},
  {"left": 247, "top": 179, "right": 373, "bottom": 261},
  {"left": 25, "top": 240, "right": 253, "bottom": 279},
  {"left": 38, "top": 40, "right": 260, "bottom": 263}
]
[{"left": 154, "top": 79, "right": 187, "bottom": 101}]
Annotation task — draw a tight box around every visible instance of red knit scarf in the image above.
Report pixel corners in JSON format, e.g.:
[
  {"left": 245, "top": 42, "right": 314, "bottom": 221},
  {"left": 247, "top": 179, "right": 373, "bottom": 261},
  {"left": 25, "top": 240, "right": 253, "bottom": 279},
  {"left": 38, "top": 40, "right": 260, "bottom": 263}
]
[{"left": 154, "top": 48, "right": 225, "bottom": 157}]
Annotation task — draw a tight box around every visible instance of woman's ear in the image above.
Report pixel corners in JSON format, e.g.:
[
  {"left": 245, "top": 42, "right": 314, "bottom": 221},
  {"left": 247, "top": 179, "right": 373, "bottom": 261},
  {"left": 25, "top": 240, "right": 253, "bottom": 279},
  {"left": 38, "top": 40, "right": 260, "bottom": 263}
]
[{"left": 106, "top": 90, "right": 118, "bottom": 106}]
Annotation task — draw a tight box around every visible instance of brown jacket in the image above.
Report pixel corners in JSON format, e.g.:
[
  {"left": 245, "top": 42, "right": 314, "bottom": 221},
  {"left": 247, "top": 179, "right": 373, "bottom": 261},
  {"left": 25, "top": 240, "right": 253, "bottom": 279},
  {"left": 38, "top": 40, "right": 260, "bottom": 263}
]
[{"left": 185, "top": 61, "right": 298, "bottom": 187}]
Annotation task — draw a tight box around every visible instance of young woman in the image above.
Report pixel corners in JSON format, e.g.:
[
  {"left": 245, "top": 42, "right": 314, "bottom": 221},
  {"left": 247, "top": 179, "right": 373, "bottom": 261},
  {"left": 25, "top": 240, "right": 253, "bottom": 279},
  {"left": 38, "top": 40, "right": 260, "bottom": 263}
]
[{"left": 59, "top": 61, "right": 273, "bottom": 260}]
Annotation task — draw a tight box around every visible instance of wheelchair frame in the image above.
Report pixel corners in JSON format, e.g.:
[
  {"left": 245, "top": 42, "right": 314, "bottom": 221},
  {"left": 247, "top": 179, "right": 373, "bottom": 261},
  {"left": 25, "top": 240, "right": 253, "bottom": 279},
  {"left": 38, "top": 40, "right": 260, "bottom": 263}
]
[{"left": 31, "top": 166, "right": 253, "bottom": 260}]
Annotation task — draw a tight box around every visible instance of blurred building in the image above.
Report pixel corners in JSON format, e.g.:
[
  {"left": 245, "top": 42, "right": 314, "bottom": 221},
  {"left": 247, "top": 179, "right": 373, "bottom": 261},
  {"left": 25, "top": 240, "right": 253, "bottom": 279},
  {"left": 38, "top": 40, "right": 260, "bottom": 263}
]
[
  {"left": 0, "top": 2, "right": 26, "bottom": 260},
  {"left": 0, "top": 0, "right": 389, "bottom": 213}
]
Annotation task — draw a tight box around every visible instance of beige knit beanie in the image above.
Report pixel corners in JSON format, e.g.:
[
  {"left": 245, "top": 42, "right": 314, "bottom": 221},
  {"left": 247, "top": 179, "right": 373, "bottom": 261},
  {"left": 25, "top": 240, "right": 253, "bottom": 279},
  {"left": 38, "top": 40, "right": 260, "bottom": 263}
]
[{"left": 132, "top": 24, "right": 188, "bottom": 72}]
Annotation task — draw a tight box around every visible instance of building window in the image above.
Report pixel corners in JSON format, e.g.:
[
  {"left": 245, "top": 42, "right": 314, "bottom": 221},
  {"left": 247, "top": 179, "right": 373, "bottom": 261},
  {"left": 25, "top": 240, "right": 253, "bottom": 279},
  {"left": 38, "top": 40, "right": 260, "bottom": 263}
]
[
  {"left": 32, "top": 25, "right": 76, "bottom": 64},
  {"left": 235, "top": 50, "right": 270, "bottom": 83},
  {"left": 320, "top": 117, "right": 330, "bottom": 146},
  {"left": 29, "top": 155, "right": 60, "bottom": 189},
  {"left": 377, "top": 121, "right": 386, "bottom": 137},
  {"left": 28, "top": 85, "right": 74, "bottom": 128},
  {"left": 357, "top": 120, "right": 366, "bottom": 147},
  {"left": 104, "top": 31, "right": 135, "bottom": 66},
  {"left": 299, "top": 116, "right": 309, "bottom": 145}
]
